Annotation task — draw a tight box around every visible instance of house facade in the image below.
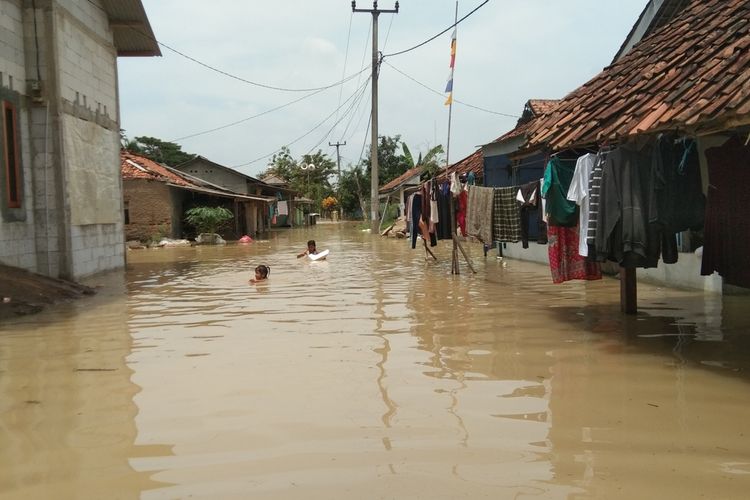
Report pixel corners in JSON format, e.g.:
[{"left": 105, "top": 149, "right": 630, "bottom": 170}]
[
  {"left": 122, "top": 152, "right": 274, "bottom": 242},
  {"left": 174, "top": 155, "right": 281, "bottom": 235},
  {"left": 0, "top": 0, "right": 159, "bottom": 279}
]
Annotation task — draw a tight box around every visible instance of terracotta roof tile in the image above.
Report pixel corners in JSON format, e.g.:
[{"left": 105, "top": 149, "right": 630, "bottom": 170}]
[
  {"left": 379, "top": 166, "right": 424, "bottom": 194},
  {"left": 526, "top": 0, "right": 750, "bottom": 151},
  {"left": 437, "top": 149, "right": 483, "bottom": 182},
  {"left": 121, "top": 151, "right": 191, "bottom": 186}
]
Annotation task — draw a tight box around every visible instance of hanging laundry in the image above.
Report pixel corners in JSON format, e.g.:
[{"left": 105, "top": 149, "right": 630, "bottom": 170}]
[
  {"left": 450, "top": 172, "right": 462, "bottom": 196},
  {"left": 566, "top": 153, "right": 596, "bottom": 256},
  {"left": 410, "top": 193, "right": 423, "bottom": 249},
  {"left": 516, "top": 179, "right": 547, "bottom": 248},
  {"left": 649, "top": 134, "right": 706, "bottom": 264},
  {"left": 595, "top": 145, "right": 659, "bottom": 268},
  {"left": 420, "top": 183, "right": 437, "bottom": 246},
  {"left": 700, "top": 136, "right": 750, "bottom": 288},
  {"left": 492, "top": 186, "right": 521, "bottom": 243},
  {"left": 542, "top": 157, "right": 578, "bottom": 227},
  {"left": 436, "top": 184, "right": 453, "bottom": 240},
  {"left": 585, "top": 152, "right": 607, "bottom": 253},
  {"left": 456, "top": 189, "right": 468, "bottom": 236},
  {"left": 465, "top": 186, "right": 494, "bottom": 244},
  {"left": 277, "top": 200, "right": 289, "bottom": 216},
  {"left": 548, "top": 225, "right": 602, "bottom": 284}
]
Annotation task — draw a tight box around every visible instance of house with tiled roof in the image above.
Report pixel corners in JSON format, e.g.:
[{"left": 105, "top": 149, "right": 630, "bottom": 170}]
[
  {"left": 378, "top": 166, "right": 424, "bottom": 219},
  {"left": 122, "top": 152, "right": 274, "bottom": 241},
  {"left": 496, "top": 0, "right": 750, "bottom": 294},
  {"left": 0, "top": 0, "right": 159, "bottom": 279},
  {"left": 525, "top": 0, "right": 750, "bottom": 152},
  {"left": 481, "top": 99, "right": 560, "bottom": 188}
]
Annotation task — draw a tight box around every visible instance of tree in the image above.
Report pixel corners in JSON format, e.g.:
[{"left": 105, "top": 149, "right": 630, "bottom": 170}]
[
  {"left": 360, "top": 135, "right": 412, "bottom": 187},
  {"left": 261, "top": 147, "right": 337, "bottom": 209},
  {"left": 402, "top": 143, "right": 445, "bottom": 178},
  {"left": 338, "top": 164, "right": 369, "bottom": 219},
  {"left": 123, "top": 135, "right": 193, "bottom": 166}
]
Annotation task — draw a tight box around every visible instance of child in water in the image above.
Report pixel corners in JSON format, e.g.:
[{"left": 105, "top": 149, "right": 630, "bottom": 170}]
[
  {"left": 297, "top": 239, "right": 324, "bottom": 259},
  {"left": 249, "top": 264, "right": 270, "bottom": 284}
]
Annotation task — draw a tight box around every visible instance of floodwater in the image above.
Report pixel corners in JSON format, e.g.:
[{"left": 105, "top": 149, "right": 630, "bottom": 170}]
[{"left": 1, "top": 224, "right": 749, "bottom": 499}]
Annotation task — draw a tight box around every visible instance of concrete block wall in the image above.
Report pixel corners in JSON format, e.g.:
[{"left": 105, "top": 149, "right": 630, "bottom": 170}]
[
  {"left": 56, "top": 3, "right": 117, "bottom": 120},
  {"left": 29, "top": 105, "right": 61, "bottom": 277},
  {"left": 0, "top": 0, "right": 26, "bottom": 88},
  {"left": 0, "top": 0, "right": 36, "bottom": 274},
  {"left": 70, "top": 222, "right": 124, "bottom": 278},
  {"left": 123, "top": 180, "right": 173, "bottom": 242}
]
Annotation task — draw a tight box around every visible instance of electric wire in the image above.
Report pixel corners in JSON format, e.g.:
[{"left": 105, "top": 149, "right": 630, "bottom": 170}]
[
  {"left": 332, "top": 11, "right": 355, "bottom": 140},
  {"left": 85, "top": 0, "right": 371, "bottom": 93},
  {"left": 233, "top": 72, "right": 372, "bottom": 168},
  {"left": 171, "top": 87, "right": 330, "bottom": 142},
  {"left": 338, "top": 76, "right": 371, "bottom": 142},
  {"left": 383, "top": 60, "right": 519, "bottom": 118},
  {"left": 306, "top": 78, "right": 371, "bottom": 157},
  {"left": 382, "top": 0, "right": 490, "bottom": 58}
]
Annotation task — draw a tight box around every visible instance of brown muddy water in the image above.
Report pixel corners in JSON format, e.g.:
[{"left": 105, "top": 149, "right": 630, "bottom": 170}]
[{"left": 1, "top": 224, "right": 749, "bottom": 499}]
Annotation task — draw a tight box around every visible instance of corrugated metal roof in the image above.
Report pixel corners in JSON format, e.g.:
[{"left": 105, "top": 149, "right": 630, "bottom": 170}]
[
  {"left": 101, "top": 0, "right": 160, "bottom": 56},
  {"left": 526, "top": 0, "right": 750, "bottom": 151}
]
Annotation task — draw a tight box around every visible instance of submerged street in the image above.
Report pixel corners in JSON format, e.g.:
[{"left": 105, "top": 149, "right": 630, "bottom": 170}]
[{"left": 1, "top": 224, "right": 749, "bottom": 499}]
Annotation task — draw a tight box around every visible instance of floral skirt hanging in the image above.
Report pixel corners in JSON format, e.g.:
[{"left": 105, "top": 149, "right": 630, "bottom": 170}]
[{"left": 547, "top": 225, "right": 601, "bottom": 284}]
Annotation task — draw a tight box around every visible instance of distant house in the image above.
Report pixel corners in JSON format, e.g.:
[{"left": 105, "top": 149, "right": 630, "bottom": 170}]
[
  {"left": 259, "top": 174, "right": 309, "bottom": 227},
  {"left": 0, "top": 0, "right": 159, "bottom": 279},
  {"left": 173, "top": 155, "right": 278, "bottom": 235},
  {"left": 378, "top": 166, "right": 424, "bottom": 218},
  {"left": 122, "top": 152, "right": 274, "bottom": 241}
]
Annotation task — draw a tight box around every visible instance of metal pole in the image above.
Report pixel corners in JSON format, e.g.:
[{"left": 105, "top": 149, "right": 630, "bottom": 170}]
[
  {"left": 353, "top": 1, "right": 398, "bottom": 232},
  {"left": 446, "top": 1, "right": 458, "bottom": 168}
]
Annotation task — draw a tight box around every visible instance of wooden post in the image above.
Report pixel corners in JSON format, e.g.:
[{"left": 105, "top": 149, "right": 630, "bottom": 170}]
[{"left": 620, "top": 267, "right": 637, "bottom": 314}]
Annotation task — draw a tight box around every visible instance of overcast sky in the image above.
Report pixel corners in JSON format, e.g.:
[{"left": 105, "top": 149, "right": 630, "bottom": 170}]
[{"left": 118, "top": 0, "right": 646, "bottom": 177}]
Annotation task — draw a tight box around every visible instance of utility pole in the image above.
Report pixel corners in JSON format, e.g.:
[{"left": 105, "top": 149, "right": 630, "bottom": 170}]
[
  {"left": 329, "top": 140, "right": 346, "bottom": 193},
  {"left": 352, "top": 1, "right": 399, "bottom": 232}
]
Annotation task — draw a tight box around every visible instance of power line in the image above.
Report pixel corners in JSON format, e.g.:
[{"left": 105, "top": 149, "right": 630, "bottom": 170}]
[
  {"left": 382, "top": 0, "right": 490, "bottom": 58},
  {"left": 305, "top": 79, "right": 371, "bottom": 157},
  {"left": 171, "top": 87, "right": 330, "bottom": 142},
  {"left": 383, "top": 60, "right": 519, "bottom": 118},
  {"left": 233, "top": 72, "right": 372, "bottom": 169},
  {"left": 339, "top": 77, "right": 371, "bottom": 142},
  {"left": 85, "top": 0, "right": 370, "bottom": 95},
  {"left": 333, "top": 11, "right": 355, "bottom": 140}
]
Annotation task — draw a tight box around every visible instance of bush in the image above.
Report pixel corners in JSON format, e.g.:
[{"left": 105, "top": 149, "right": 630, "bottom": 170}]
[{"left": 184, "top": 206, "right": 233, "bottom": 234}]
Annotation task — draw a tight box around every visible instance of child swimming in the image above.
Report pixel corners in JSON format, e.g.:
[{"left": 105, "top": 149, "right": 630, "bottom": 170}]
[{"left": 249, "top": 264, "right": 270, "bottom": 284}]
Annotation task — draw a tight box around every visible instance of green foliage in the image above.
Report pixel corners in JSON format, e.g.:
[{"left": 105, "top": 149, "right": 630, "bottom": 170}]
[
  {"left": 260, "top": 147, "right": 337, "bottom": 209},
  {"left": 403, "top": 142, "right": 445, "bottom": 178},
  {"left": 338, "top": 164, "right": 369, "bottom": 219},
  {"left": 184, "top": 206, "right": 233, "bottom": 234},
  {"left": 122, "top": 134, "right": 193, "bottom": 167}
]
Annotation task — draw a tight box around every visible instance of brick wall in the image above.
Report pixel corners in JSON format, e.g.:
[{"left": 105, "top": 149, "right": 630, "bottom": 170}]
[{"left": 123, "top": 179, "right": 173, "bottom": 242}]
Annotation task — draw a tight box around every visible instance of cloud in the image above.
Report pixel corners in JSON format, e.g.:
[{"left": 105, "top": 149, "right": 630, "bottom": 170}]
[{"left": 119, "top": 0, "right": 646, "bottom": 176}]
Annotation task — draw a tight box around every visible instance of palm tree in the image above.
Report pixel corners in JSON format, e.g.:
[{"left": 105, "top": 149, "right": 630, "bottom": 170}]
[{"left": 402, "top": 143, "right": 445, "bottom": 178}]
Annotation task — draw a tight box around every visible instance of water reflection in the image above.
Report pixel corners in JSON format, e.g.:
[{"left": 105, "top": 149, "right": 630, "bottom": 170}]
[
  {"left": 0, "top": 225, "right": 748, "bottom": 499},
  {"left": 0, "top": 274, "right": 171, "bottom": 498}
]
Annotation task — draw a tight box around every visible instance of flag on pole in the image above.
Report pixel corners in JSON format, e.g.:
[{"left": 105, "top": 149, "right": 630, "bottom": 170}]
[{"left": 444, "top": 29, "right": 457, "bottom": 106}]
